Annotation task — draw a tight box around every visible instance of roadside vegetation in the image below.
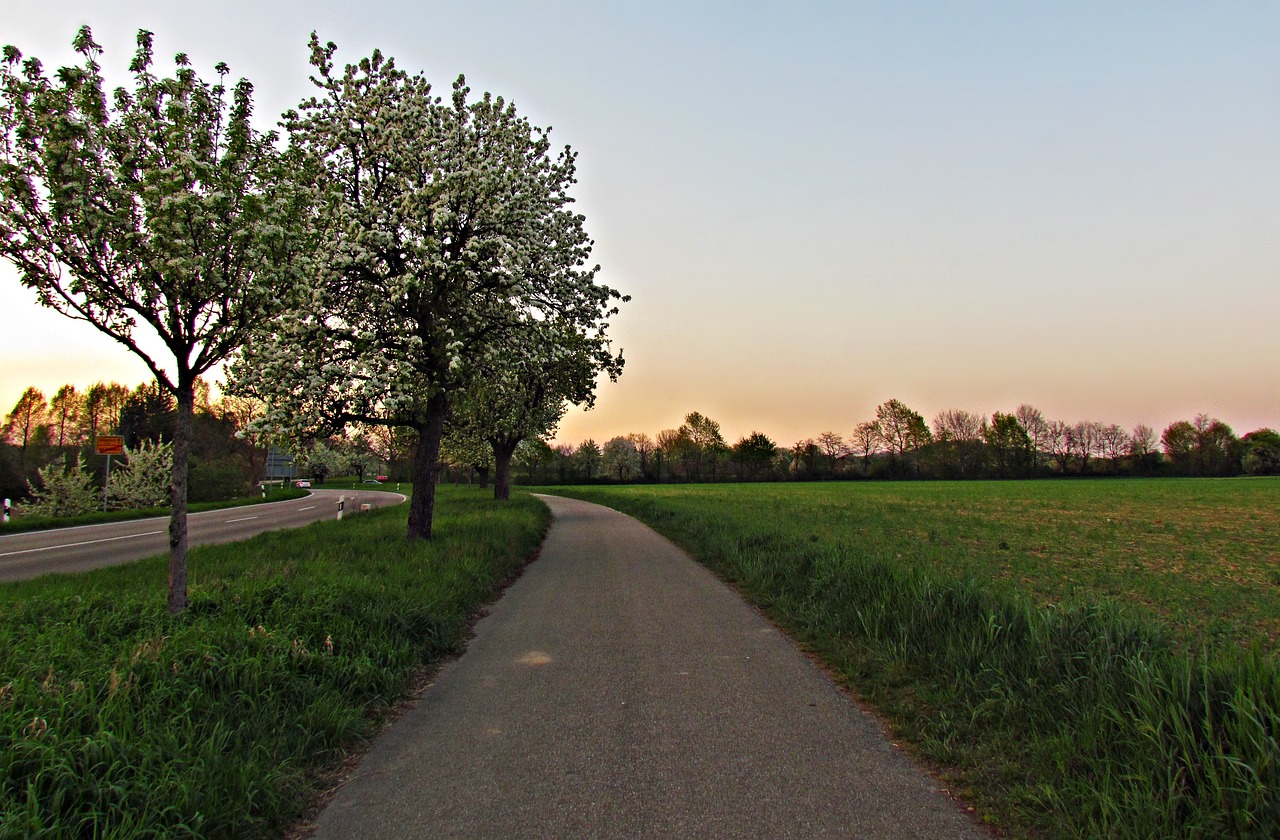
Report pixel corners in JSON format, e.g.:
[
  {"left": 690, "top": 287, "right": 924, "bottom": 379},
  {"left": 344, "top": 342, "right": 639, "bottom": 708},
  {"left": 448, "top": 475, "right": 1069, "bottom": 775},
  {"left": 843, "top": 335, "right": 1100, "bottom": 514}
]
[
  {"left": 0, "top": 487, "right": 308, "bottom": 536},
  {"left": 545, "top": 479, "right": 1280, "bottom": 839},
  {"left": 1, "top": 380, "right": 286, "bottom": 522},
  {"left": 0, "top": 485, "right": 548, "bottom": 838}
]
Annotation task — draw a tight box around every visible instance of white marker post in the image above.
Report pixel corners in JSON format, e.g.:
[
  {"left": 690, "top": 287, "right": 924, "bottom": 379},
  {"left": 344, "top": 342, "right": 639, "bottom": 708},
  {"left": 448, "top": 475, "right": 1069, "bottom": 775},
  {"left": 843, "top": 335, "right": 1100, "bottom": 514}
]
[
  {"left": 3, "top": 498, "right": 10, "bottom": 523},
  {"left": 337, "top": 495, "right": 345, "bottom": 520}
]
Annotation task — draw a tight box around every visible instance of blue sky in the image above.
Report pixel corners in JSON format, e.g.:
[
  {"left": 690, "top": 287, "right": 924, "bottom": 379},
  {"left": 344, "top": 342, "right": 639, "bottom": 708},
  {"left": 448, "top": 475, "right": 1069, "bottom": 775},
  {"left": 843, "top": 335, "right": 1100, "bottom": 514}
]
[{"left": 2, "top": 1, "right": 1277, "bottom": 445}]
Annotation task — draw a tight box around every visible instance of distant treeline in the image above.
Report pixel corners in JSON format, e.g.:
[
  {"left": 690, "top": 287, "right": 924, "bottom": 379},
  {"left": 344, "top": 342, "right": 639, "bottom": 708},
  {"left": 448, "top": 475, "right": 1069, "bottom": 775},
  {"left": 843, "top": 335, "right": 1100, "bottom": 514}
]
[
  {"left": 13, "top": 386, "right": 1273, "bottom": 498},
  {"left": 512, "top": 400, "right": 1280, "bottom": 484}
]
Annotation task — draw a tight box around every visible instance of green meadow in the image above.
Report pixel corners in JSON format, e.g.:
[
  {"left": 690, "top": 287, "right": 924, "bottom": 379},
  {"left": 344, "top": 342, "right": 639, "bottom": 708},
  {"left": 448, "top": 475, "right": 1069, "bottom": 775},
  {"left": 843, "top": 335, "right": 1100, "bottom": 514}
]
[
  {"left": 3, "top": 478, "right": 1276, "bottom": 838},
  {"left": 546, "top": 478, "right": 1280, "bottom": 839},
  {"left": 0, "top": 486, "right": 548, "bottom": 839}
]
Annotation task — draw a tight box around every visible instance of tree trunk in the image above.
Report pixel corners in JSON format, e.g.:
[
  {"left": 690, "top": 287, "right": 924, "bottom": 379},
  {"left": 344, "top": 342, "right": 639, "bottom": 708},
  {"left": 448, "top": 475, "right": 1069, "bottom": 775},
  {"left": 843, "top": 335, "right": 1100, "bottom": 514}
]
[
  {"left": 477, "top": 466, "right": 490, "bottom": 490},
  {"left": 167, "top": 385, "right": 194, "bottom": 613},
  {"left": 492, "top": 439, "right": 519, "bottom": 501},
  {"left": 406, "top": 394, "right": 447, "bottom": 540}
]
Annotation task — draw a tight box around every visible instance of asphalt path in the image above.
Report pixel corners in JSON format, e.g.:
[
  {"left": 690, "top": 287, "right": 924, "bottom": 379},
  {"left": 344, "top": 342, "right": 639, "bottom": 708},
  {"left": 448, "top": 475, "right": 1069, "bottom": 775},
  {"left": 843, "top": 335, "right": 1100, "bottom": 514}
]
[
  {"left": 311, "top": 494, "right": 986, "bottom": 839},
  {"left": 0, "top": 488, "right": 406, "bottom": 583}
]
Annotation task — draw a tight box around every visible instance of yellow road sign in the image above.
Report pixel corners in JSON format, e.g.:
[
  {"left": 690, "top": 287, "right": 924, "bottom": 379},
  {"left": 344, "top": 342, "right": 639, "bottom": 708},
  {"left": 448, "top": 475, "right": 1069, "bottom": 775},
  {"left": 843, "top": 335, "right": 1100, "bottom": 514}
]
[{"left": 95, "top": 436, "right": 125, "bottom": 455}]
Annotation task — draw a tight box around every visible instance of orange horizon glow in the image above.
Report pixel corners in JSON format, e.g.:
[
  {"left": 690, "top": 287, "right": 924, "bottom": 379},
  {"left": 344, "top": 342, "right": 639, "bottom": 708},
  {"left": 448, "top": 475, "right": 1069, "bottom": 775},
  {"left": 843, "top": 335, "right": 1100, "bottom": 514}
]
[{"left": 2, "top": 4, "right": 1277, "bottom": 451}]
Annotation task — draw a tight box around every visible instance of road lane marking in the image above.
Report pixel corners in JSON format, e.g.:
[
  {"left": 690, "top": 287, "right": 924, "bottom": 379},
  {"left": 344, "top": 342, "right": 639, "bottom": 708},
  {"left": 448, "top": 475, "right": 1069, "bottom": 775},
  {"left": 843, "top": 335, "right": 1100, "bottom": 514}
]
[
  {"left": 298, "top": 506, "right": 316, "bottom": 511},
  {"left": 0, "top": 530, "right": 165, "bottom": 558},
  {"left": 0, "top": 493, "right": 404, "bottom": 566},
  {"left": 0, "top": 496, "right": 317, "bottom": 541},
  {"left": 225, "top": 516, "right": 259, "bottom": 523}
]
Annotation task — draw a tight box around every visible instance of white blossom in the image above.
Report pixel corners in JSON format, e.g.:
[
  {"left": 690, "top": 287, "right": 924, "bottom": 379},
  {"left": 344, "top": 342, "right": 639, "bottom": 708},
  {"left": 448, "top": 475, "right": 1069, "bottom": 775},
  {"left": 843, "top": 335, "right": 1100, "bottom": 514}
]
[{"left": 230, "top": 37, "right": 625, "bottom": 536}]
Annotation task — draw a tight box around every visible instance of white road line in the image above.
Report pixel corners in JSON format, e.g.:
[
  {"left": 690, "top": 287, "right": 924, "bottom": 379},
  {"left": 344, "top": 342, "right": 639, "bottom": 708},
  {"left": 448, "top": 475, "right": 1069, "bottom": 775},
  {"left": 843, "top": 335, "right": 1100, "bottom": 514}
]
[
  {"left": 0, "top": 494, "right": 317, "bottom": 541},
  {"left": 0, "top": 530, "right": 165, "bottom": 558},
  {"left": 298, "top": 506, "right": 316, "bottom": 511},
  {"left": 225, "top": 516, "right": 259, "bottom": 523}
]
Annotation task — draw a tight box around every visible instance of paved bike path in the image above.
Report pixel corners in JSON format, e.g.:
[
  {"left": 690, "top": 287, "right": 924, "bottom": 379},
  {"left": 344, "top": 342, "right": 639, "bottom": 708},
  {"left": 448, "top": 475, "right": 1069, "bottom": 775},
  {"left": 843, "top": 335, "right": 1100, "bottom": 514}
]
[{"left": 311, "top": 495, "right": 984, "bottom": 839}]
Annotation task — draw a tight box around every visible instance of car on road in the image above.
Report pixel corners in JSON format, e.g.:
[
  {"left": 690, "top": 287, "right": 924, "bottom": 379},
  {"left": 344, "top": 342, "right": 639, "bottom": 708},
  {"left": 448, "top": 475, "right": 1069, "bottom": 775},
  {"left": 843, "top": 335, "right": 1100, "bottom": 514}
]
[
  {"left": 296, "top": 480, "right": 312, "bottom": 488},
  {"left": 362, "top": 479, "right": 382, "bottom": 484}
]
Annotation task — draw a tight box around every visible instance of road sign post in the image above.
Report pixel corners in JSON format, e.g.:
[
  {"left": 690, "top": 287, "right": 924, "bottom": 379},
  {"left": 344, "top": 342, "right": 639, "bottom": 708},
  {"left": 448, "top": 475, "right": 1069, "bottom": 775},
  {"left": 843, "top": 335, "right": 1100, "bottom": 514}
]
[{"left": 96, "top": 436, "right": 126, "bottom": 511}]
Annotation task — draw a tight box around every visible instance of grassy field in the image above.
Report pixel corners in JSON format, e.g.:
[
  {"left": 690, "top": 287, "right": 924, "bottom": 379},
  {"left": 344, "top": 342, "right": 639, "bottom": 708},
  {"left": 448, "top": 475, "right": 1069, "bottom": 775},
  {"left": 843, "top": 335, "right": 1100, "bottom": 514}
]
[
  {"left": 544, "top": 479, "right": 1280, "bottom": 839},
  {"left": 0, "top": 485, "right": 548, "bottom": 839}
]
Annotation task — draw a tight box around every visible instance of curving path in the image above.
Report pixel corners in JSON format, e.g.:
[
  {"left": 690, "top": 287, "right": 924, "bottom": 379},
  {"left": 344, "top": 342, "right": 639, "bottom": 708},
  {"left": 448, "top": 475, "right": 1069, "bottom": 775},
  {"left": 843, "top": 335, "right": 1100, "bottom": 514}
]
[
  {"left": 310, "top": 494, "right": 986, "bottom": 839},
  {"left": 0, "top": 488, "right": 405, "bottom": 583}
]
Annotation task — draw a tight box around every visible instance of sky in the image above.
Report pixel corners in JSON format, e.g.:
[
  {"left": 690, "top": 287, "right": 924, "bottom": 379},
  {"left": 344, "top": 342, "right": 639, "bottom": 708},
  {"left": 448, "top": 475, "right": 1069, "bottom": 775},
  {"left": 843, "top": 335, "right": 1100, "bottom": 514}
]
[{"left": 1, "top": 1, "right": 1277, "bottom": 447}]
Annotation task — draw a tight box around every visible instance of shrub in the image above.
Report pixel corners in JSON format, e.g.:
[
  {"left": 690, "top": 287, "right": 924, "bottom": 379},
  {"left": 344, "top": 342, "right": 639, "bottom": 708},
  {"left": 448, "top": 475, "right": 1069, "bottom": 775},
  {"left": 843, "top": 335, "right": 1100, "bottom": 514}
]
[{"left": 20, "top": 455, "right": 98, "bottom": 517}]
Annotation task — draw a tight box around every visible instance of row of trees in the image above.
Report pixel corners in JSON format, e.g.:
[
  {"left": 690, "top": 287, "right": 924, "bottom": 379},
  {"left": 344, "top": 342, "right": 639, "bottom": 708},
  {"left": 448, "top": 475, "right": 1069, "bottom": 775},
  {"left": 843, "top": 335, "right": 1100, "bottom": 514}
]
[
  {"left": 512, "top": 402, "right": 1280, "bottom": 484},
  {"left": 1, "top": 379, "right": 271, "bottom": 506},
  {"left": 1, "top": 29, "right": 622, "bottom": 610}
]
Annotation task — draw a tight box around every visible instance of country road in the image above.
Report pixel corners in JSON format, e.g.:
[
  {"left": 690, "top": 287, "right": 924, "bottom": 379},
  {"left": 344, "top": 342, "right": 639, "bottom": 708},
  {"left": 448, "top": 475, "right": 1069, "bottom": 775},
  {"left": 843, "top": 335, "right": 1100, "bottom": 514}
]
[{"left": 0, "top": 488, "right": 406, "bottom": 583}]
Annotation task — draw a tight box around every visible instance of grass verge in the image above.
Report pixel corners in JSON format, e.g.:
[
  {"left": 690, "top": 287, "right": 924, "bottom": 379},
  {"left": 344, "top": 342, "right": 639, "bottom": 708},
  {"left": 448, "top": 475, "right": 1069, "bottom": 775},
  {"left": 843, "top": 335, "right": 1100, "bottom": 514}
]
[
  {"left": 0, "top": 485, "right": 548, "bottom": 839},
  {"left": 542, "top": 481, "right": 1280, "bottom": 839}
]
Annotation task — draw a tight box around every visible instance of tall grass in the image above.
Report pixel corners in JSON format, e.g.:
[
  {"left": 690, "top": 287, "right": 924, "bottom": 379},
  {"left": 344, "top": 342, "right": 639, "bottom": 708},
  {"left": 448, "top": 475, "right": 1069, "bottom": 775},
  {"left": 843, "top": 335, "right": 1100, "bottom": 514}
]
[
  {"left": 548, "top": 483, "right": 1280, "bottom": 839},
  {"left": 0, "top": 486, "right": 548, "bottom": 839}
]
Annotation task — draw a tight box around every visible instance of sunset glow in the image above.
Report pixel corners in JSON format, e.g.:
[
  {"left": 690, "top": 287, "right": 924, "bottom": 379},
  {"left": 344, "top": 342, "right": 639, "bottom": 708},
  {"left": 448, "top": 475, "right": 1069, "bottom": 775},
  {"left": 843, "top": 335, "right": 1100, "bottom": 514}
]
[{"left": 3, "top": 2, "right": 1277, "bottom": 446}]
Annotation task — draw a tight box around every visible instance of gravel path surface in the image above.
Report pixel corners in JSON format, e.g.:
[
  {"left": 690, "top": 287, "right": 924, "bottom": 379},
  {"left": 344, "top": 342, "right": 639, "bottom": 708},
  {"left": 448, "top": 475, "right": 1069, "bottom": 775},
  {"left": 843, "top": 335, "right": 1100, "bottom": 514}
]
[{"left": 310, "top": 494, "right": 986, "bottom": 839}]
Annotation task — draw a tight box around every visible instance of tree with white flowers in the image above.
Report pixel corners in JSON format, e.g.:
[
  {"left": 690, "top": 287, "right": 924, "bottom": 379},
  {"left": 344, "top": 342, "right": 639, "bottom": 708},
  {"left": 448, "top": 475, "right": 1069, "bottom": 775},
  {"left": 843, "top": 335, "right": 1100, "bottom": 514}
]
[
  {"left": 0, "top": 28, "right": 309, "bottom": 612},
  {"left": 293, "top": 440, "right": 347, "bottom": 484},
  {"left": 601, "top": 436, "right": 640, "bottom": 481},
  {"left": 22, "top": 455, "right": 98, "bottom": 517},
  {"left": 108, "top": 439, "right": 173, "bottom": 509},
  {"left": 232, "top": 37, "right": 625, "bottom": 538},
  {"left": 449, "top": 322, "right": 621, "bottom": 500}
]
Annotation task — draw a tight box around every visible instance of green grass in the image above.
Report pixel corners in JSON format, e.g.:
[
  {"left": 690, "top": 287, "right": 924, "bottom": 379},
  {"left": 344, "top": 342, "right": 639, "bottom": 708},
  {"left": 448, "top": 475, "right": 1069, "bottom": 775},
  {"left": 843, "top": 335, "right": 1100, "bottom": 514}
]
[
  {"left": 0, "top": 485, "right": 548, "bottom": 839},
  {"left": 317, "top": 477, "right": 407, "bottom": 492},
  {"left": 0, "top": 488, "right": 310, "bottom": 535},
  {"left": 542, "top": 479, "right": 1280, "bottom": 839}
]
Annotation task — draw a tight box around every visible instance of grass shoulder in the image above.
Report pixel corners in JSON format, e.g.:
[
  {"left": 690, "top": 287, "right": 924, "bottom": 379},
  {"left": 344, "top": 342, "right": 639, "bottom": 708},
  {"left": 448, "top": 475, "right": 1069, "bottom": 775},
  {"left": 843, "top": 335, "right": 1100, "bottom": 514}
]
[{"left": 0, "top": 484, "right": 547, "bottom": 838}]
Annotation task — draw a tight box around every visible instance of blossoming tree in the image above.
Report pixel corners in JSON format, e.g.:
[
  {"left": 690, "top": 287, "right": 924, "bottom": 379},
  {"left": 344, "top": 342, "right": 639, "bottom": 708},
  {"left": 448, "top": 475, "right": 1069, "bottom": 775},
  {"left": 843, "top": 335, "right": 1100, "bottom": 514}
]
[
  {"left": 448, "top": 321, "right": 622, "bottom": 501},
  {"left": 0, "top": 28, "right": 307, "bottom": 611},
  {"left": 233, "top": 37, "right": 625, "bottom": 538}
]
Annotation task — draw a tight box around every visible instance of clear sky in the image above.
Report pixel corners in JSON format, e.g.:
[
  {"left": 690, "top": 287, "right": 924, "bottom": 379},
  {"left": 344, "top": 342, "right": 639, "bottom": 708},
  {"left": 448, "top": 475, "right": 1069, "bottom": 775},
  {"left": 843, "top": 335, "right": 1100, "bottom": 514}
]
[{"left": 2, "top": 1, "right": 1277, "bottom": 447}]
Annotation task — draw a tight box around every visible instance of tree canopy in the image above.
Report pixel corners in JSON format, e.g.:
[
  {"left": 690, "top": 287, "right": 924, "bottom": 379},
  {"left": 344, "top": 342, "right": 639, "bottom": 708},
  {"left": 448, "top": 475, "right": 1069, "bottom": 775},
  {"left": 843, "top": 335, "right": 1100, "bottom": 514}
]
[
  {"left": 448, "top": 321, "right": 620, "bottom": 500},
  {"left": 0, "top": 27, "right": 307, "bottom": 611},
  {"left": 232, "top": 37, "right": 625, "bottom": 538}
]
